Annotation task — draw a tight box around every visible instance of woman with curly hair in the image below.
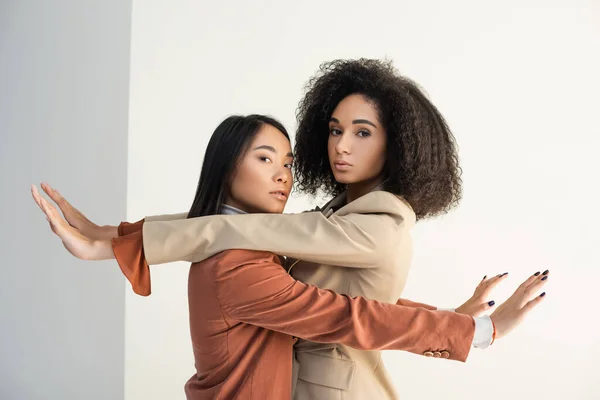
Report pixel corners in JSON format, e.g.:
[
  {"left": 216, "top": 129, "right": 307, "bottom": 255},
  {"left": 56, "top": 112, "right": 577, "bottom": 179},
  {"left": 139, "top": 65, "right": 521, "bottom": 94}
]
[{"left": 32, "top": 59, "right": 548, "bottom": 399}]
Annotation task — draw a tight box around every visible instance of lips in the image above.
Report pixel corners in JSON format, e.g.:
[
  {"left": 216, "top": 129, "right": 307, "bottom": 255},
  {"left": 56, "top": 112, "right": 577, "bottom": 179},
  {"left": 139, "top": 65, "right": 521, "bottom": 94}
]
[
  {"left": 333, "top": 160, "right": 352, "bottom": 171},
  {"left": 334, "top": 160, "right": 352, "bottom": 166},
  {"left": 270, "top": 190, "right": 289, "bottom": 200}
]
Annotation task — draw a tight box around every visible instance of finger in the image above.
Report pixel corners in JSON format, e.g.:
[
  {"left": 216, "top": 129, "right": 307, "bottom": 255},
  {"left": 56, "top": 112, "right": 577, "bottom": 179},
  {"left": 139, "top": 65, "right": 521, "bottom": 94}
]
[
  {"left": 32, "top": 186, "right": 52, "bottom": 218},
  {"left": 515, "top": 275, "right": 549, "bottom": 308},
  {"left": 38, "top": 196, "right": 54, "bottom": 221},
  {"left": 41, "top": 182, "right": 72, "bottom": 214},
  {"left": 42, "top": 182, "right": 92, "bottom": 224},
  {"left": 518, "top": 272, "right": 541, "bottom": 291},
  {"left": 41, "top": 182, "right": 64, "bottom": 204},
  {"left": 475, "top": 274, "right": 489, "bottom": 289},
  {"left": 40, "top": 196, "right": 64, "bottom": 227},
  {"left": 479, "top": 273, "right": 507, "bottom": 292},
  {"left": 479, "top": 274, "right": 508, "bottom": 296},
  {"left": 31, "top": 185, "right": 43, "bottom": 209},
  {"left": 41, "top": 199, "right": 72, "bottom": 239},
  {"left": 522, "top": 271, "right": 550, "bottom": 294},
  {"left": 522, "top": 292, "right": 546, "bottom": 314},
  {"left": 41, "top": 201, "right": 58, "bottom": 233},
  {"left": 526, "top": 273, "right": 550, "bottom": 293},
  {"left": 475, "top": 301, "right": 496, "bottom": 316},
  {"left": 48, "top": 220, "right": 58, "bottom": 235}
]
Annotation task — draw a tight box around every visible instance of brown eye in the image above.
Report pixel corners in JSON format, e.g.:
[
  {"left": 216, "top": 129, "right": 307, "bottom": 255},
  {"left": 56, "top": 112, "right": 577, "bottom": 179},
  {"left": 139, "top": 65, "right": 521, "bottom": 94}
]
[
  {"left": 357, "top": 130, "right": 371, "bottom": 138},
  {"left": 259, "top": 156, "right": 272, "bottom": 163},
  {"left": 329, "top": 128, "right": 342, "bottom": 136}
]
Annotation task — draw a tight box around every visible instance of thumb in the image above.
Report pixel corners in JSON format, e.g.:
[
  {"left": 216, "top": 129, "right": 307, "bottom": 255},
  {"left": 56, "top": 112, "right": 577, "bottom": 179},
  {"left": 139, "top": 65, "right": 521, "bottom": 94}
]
[{"left": 474, "top": 300, "right": 495, "bottom": 316}]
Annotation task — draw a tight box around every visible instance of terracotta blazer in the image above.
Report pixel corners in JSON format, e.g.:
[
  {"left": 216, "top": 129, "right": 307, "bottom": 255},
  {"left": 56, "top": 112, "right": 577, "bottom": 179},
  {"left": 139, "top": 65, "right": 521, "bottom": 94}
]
[{"left": 112, "top": 190, "right": 475, "bottom": 400}]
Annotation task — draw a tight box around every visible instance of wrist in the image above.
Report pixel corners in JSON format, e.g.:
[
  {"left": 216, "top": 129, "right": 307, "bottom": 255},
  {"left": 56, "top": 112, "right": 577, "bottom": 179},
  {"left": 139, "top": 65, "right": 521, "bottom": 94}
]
[
  {"left": 490, "top": 317, "right": 497, "bottom": 344},
  {"left": 87, "top": 225, "right": 119, "bottom": 240},
  {"left": 97, "top": 225, "right": 119, "bottom": 239},
  {"left": 91, "top": 238, "right": 116, "bottom": 260},
  {"left": 79, "top": 223, "right": 102, "bottom": 239}
]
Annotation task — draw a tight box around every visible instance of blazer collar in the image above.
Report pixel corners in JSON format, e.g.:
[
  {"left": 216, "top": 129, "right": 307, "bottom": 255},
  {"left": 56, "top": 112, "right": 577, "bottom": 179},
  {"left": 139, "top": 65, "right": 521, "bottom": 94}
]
[
  {"left": 319, "top": 182, "right": 386, "bottom": 217},
  {"left": 319, "top": 186, "right": 416, "bottom": 227}
]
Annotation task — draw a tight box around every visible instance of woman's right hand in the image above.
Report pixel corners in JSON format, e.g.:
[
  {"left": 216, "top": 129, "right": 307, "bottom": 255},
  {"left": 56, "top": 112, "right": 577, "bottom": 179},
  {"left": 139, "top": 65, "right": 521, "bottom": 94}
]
[
  {"left": 39, "top": 182, "right": 113, "bottom": 239},
  {"left": 490, "top": 271, "right": 549, "bottom": 340}
]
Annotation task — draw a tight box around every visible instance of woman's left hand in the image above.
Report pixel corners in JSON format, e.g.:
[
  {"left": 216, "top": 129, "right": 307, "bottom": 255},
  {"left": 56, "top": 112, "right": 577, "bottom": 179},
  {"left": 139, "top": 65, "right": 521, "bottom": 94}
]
[
  {"left": 455, "top": 273, "right": 509, "bottom": 317},
  {"left": 31, "top": 185, "right": 113, "bottom": 261}
]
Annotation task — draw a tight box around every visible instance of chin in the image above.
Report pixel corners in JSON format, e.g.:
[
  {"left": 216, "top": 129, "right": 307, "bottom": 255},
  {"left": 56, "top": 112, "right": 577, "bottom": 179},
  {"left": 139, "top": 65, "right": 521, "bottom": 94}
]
[
  {"left": 260, "top": 203, "right": 286, "bottom": 214},
  {"left": 332, "top": 173, "right": 355, "bottom": 184},
  {"left": 272, "top": 204, "right": 286, "bottom": 214}
]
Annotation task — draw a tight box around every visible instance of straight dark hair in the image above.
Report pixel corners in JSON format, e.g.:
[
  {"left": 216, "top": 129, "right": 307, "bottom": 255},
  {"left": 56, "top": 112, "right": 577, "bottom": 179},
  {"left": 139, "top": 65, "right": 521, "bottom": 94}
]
[{"left": 187, "top": 114, "right": 290, "bottom": 219}]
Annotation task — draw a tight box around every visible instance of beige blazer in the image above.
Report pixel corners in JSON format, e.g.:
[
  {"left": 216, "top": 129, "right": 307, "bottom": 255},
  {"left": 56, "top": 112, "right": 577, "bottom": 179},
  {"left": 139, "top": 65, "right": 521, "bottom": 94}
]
[{"left": 141, "top": 190, "right": 469, "bottom": 400}]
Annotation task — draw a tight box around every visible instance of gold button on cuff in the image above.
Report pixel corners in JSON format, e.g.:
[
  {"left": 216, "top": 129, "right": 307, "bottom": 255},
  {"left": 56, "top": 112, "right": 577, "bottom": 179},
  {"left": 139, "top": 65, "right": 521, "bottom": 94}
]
[
  {"left": 441, "top": 351, "right": 450, "bottom": 359},
  {"left": 423, "top": 351, "right": 434, "bottom": 357}
]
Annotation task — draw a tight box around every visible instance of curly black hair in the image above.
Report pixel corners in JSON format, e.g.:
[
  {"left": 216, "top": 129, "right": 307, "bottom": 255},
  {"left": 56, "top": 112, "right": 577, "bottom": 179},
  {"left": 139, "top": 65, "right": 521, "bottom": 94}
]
[{"left": 293, "top": 58, "right": 462, "bottom": 220}]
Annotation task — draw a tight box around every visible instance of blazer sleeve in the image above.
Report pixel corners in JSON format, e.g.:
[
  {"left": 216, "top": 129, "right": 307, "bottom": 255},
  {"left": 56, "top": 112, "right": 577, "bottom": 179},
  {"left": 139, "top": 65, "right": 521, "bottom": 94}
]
[
  {"left": 112, "top": 227, "right": 151, "bottom": 296},
  {"left": 118, "top": 218, "right": 145, "bottom": 236},
  {"left": 213, "top": 251, "right": 475, "bottom": 362},
  {"left": 141, "top": 192, "right": 411, "bottom": 267},
  {"left": 396, "top": 298, "right": 437, "bottom": 310},
  {"left": 144, "top": 212, "right": 188, "bottom": 222}
]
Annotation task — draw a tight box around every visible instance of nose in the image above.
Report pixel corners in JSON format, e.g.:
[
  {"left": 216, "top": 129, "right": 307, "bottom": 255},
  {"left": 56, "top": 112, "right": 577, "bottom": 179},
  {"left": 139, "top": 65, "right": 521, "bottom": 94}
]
[
  {"left": 273, "top": 166, "right": 290, "bottom": 185},
  {"left": 334, "top": 132, "right": 351, "bottom": 155}
]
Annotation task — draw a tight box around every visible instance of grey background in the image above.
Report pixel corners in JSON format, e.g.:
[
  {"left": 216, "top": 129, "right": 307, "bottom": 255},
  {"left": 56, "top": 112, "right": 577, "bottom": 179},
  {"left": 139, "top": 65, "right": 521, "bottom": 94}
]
[{"left": 1, "top": 1, "right": 132, "bottom": 399}]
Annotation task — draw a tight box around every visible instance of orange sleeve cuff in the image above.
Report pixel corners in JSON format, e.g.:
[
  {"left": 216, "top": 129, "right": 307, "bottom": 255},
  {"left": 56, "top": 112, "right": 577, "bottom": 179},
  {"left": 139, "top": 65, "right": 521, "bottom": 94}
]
[
  {"left": 112, "top": 229, "right": 151, "bottom": 296},
  {"left": 118, "top": 219, "right": 145, "bottom": 237}
]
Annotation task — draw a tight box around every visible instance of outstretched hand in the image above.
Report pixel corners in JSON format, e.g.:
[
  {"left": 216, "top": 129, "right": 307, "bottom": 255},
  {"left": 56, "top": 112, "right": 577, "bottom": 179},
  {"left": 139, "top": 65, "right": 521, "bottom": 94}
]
[
  {"left": 491, "top": 271, "right": 549, "bottom": 340},
  {"left": 31, "top": 185, "right": 113, "bottom": 260},
  {"left": 456, "top": 273, "right": 509, "bottom": 317}
]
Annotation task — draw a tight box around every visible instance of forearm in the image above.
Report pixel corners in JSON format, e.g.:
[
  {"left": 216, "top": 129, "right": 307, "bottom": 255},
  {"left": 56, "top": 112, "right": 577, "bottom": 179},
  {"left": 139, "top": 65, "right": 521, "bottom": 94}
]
[
  {"left": 91, "top": 219, "right": 146, "bottom": 261},
  {"left": 75, "top": 224, "right": 119, "bottom": 241},
  {"left": 235, "top": 286, "right": 475, "bottom": 361},
  {"left": 142, "top": 211, "right": 397, "bottom": 267},
  {"left": 396, "top": 298, "right": 437, "bottom": 310},
  {"left": 144, "top": 212, "right": 188, "bottom": 222},
  {"left": 217, "top": 256, "right": 474, "bottom": 362},
  {"left": 91, "top": 225, "right": 119, "bottom": 240}
]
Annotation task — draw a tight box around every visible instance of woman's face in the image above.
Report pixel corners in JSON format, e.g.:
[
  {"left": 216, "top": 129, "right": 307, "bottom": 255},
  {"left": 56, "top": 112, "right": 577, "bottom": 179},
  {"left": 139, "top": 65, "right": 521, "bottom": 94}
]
[
  {"left": 327, "top": 94, "right": 387, "bottom": 186},
  {"left": 226, "top": 124, "right": 294, "bottom": 214}
]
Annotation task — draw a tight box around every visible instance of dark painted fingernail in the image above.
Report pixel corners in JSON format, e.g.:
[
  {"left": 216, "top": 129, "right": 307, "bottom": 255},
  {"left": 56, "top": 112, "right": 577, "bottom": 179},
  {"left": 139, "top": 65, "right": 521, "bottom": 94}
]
[
  {"left": 542, "top": 270, "right": 549, "bottom": 275},
  {"left": 541, "top": 276, "right": 548, "bottom": 281},
  {"left": 534, "top": 271, "right": 541, "bottom": 276},
  {"left": 483, "top": 275, "right": 487, "bottom": 280},
  {"left": 488, "top": 300, "right": 495, "bottom": 307},
  {"left": 540, "top": 292, "right": 546, "bottom": 297},
  {"left": 501, "top": 272, "right": 508, "bottom": 277}
]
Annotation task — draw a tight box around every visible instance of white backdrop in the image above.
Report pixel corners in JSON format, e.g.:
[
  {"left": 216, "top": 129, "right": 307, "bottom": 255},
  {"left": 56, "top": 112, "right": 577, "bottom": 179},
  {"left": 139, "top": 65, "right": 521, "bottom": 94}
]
[{"left": 125, "top": 1, "right": 600, "bottom": 399}]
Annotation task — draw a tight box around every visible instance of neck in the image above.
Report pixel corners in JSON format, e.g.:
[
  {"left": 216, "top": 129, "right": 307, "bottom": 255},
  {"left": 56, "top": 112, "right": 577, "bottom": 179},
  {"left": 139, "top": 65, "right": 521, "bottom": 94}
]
[
  {"left": 346, "top": 176, "right": 384, "bottom": 203},
  {"left": 221, "top": 202, "right": 247, "bottom": 215}
]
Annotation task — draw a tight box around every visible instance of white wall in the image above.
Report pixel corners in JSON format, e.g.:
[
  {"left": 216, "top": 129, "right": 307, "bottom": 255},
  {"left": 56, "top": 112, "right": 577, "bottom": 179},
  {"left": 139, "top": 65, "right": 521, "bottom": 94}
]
[
  {"left": 126, "top": 1, "right": 600, "bottom": 399},
  {"left": 0, "top": 1, "right": 132, "bottom": 399}
]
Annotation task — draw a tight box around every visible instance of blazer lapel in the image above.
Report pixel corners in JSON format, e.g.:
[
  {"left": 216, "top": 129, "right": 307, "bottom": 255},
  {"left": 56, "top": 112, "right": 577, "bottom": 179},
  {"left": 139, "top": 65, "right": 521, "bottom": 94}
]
[{"left": 319, "top": 192, "right": 347, "bottom": 217}]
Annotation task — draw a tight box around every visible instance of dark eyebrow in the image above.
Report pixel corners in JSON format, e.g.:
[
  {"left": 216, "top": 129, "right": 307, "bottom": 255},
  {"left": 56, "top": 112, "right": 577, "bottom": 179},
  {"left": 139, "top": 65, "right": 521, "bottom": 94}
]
[
  {"left": 352, "top": 119, "right": 377, "bottom": 128},
  {"left": 329, "top": 117, "right": 378, "bottom": 129},
  {"left": 252, "top": 145, "right": 293, "bottom": 158}
]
